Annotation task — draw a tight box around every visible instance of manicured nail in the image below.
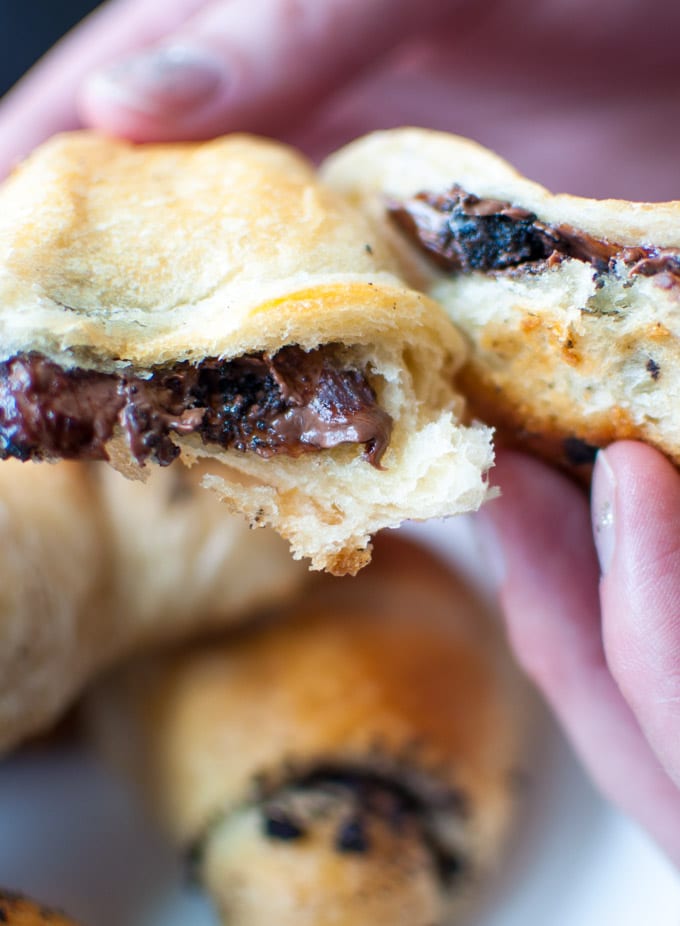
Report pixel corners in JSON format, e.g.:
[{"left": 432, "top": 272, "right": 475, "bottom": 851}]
[
  {"left": 472, "top": 508, "right": 507, "bottom": 589},
  {"left": 592, "top": 449, "right": 616, "bottom": 575},
  {"left": 87, "top": 45, "right": 228, "bottom": 115}
]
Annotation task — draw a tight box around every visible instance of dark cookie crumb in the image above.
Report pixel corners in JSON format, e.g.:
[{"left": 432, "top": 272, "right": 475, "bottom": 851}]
[
  {"left": 563, "top": 436, "right": 599, "bottom": 466},
  {"left": 263, "top": 806, "right": 307, "bottom": 841},
  {"left": 335, "top": 816, "right": 370, "bottom": 853},
  {"left": 646, "top": 357, "right": 661, "bottom": 380}
]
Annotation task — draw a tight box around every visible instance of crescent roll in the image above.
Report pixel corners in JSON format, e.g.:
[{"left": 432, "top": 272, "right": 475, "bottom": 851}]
[
  {"left": 88, "top": 536, "right": 527, "bottom": 926},
  {"left": 0, "top": 132, "right": 494, "bottom": 574},
  {"left": 0, "top": 891, "right": 77, "bottom": 925},
  {"left": 0, "top": 461, "right": 303, "bottom": 754},
  {"left": 323, "top": 128, "right": 680, "bottom": 473}
]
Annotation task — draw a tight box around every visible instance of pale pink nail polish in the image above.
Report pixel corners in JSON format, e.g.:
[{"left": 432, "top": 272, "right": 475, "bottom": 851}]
[
  {"left": 592, "top": 449, "right": 616, "bottom": 575},
  {"left": 87, "top": 45, "right": 228, "bottom": 115}
]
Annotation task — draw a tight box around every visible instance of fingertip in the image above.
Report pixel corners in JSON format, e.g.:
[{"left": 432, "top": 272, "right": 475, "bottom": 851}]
[
  {"left": 599, "top": 440, "right": 680, "bottom": 607},
  {"left": 78, "top": 43, "right": 235, "bottom": 142},
  {"left": 591, "top": 448, "right": 616, "bottom": 576},
  {"left": 598, "top": 441, "right": 680, "bottom": 783}
]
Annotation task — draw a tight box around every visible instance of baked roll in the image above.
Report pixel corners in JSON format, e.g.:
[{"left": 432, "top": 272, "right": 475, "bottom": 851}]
[
  {"left": 322, "top": 128, "right": 680, "bottom": 473},
  {"left": 0, "top": 891, "right": 77, "bottom": 925},
  {"left": 88, "top": 536, "right": 527, "bottom": 926},
  {"left": 0, "top": 132, "right": 494, "bottom": 574},
  {"left": 0, "top": 460, "right": 303, "bottom": 755}
]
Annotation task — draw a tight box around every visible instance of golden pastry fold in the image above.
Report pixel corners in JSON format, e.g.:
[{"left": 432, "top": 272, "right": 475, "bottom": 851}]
[
  {"left": 323, "top": 128, "right": 680, "bottom": 473},
  {"left": 0, "top": 461, "right": 302, "bottom": 754},
  {"left": 0, "top": 133, "right": 494, "bottom": 573},
  {"left": 88, "top": 536, "right": 526, "bottom": 926}
]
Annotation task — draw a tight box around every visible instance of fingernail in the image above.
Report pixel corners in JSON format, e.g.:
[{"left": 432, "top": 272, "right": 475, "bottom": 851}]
[
  {"left": 472, "top": 508, "right": 507, "bottom": 590},
  {"left": 592, "top": 449, "right": 616, "bottom": 575},
  {"left": 87, "top": 45, "right": 228, "bottom": 115}
]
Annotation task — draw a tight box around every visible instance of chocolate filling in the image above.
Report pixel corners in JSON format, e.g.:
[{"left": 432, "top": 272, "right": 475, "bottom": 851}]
[
  {"left": 389, "top": 185, "right": 680, "bottom": 280},
  {"left": 259, "top": 767, "right": 467, "bottom": 887},
  {"left": 0, "top": 346, "right": 392, "bottom": 468}
]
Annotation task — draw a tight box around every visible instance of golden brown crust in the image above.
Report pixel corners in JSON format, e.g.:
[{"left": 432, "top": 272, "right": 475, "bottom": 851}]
[
  {"left": 322, "top": 128, "right": 680, "bottom": 475},
  {"left": 88, "top": 535, "right": 527, "bottom": 925},
  {"left": 0, "top": 133, "right": 411, "bottom": 365},
  {"left": 0, "top": 891, "right": 78, "bottom": 925},
  {"left": 455, "top": 365, "right": 639, "bottom": 480},
  {"left": 0, "top": 131, "right": 494, "bottom": 573}
]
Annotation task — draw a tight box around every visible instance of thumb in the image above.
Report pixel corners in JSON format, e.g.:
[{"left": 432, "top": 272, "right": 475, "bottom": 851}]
[
  {"left": 79, "top": 0, "right": 448, "bottom": 142},
  {"left": 0, "top": 0, "right": 209, "bottom": 176},
  {"left": 594, "top": 441, "right": 680, "bottom": 787}
]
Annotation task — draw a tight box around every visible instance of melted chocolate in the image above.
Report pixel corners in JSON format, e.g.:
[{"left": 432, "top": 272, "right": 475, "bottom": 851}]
[
  {"left": 389, "top": 186, "right": 680, "bottom": 281},
  {"left": 389, "top": 186, "right": 556, "bottom": 273},
  {"left": 259, "top": 766, "right": 467, "bottom": 885},
  {"left": 0, "top": 346, "right": 393, "bottom": 468}
]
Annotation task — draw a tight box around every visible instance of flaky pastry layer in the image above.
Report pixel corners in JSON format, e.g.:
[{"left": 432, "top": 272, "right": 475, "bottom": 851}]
[{"left": 323, "top": 128, "right": 680, "bottom": 473}]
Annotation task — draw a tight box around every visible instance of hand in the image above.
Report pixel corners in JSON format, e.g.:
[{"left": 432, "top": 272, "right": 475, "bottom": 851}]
[
  {"left": 478, "top": 443, "right": 680, "bottom": 866},
  {"left": 2, "top": 0, "right": 680, "bottom": 200}
]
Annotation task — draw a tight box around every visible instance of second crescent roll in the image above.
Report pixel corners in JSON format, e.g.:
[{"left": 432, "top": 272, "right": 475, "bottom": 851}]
[
  {"left": 0, "top": 132, "right": 494, "bottom": 574},
  {"left": 323, "top": 128, "right": 680, "bottom": 474},
  {"left": 88, "top": 536, "right": 527, "bottom": 926},
  {"left": 0, "top": 461, "right": 303, "bottom": 754}
]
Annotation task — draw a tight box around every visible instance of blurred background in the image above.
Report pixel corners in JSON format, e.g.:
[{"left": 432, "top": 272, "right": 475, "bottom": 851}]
[{"left": 0, "top": 0, "right": 100, "bottom": 97}]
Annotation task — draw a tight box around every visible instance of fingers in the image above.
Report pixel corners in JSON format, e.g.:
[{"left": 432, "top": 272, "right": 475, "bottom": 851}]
[
  {"left": 0, "top": 0, "right": 450, "bottom": 174},
  {"left": 78, "top": 0, "right": 448, "bottom": 142},
  {"left": 0, "top": 0, "right": 207, "bottom": 176},
  {"left": 477, "top": 451, "right": 680, "bottom": 863},
  {"left": 594, "top": 442, "right": 680, "bottom": 789}
]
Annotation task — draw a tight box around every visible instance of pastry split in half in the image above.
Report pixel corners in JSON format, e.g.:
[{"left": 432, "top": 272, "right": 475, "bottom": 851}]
[
  {"left": 0, "top": 132, "right": 494, "bottom": 573},
  {"left": 323, "top": 128, "right": 680, "bottom": 474},
  {"left": 87, "top": 536, "right": 527, "bottom": 926}
]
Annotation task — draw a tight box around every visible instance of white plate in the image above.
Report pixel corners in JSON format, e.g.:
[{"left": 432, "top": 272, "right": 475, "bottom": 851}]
[{"left": 1, "top": 520, "right": 679, "bottom": 924}]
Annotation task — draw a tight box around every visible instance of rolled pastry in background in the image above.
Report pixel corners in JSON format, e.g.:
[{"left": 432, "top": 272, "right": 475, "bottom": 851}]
[
  {"left": 0, "top": 132, "right": 494, "bottom": 574},
  {"left": 322, "top": 128, "right": 680, "bottom": 474},
  {"left": 0, "top": 461, "right": 304, "bottom": 755},
  {"left": 88, "top": 535, "right": 527, "bottom": 926},
  {"left": 0, "top": 891, "right": 77, "bottom": 925},
  {"left": 95, "top": 462, "right": 304, "bottom": 651}
]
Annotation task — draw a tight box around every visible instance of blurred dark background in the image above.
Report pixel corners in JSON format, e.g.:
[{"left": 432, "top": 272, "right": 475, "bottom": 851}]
[{"left": 1, "top": 0, "right": 102, "bottom": 97}]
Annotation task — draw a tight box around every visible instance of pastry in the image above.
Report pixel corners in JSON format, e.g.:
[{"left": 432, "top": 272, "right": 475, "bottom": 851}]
[
  {"left": 0, "top": 132, "right": 494, "bottom": 573},
  {"left": 322, "top": 128, "right": 680, "bottom": 473},
  {"left": 88, "top": 535, "right": 527, "bottom": 925}
]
